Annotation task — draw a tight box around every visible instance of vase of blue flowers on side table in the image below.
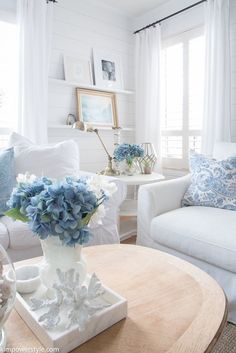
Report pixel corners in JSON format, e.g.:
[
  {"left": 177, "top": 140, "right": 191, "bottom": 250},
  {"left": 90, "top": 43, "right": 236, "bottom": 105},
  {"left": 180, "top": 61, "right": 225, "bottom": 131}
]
[
  {"left": 125, "top": 161, "right": 137, "bottom": 176},
  {"left": 5, "top": 173, "right": 116, "bottom": 297},
  {"left": 114, "top": 143, "right": 144, "bottom": 176}
]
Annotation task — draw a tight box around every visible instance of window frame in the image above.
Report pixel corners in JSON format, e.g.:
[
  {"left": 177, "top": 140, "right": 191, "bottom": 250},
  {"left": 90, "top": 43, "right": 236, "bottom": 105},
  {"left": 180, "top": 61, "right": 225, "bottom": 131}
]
[{"left": 161, "top": 26, "right": 205, "bottom": 170}]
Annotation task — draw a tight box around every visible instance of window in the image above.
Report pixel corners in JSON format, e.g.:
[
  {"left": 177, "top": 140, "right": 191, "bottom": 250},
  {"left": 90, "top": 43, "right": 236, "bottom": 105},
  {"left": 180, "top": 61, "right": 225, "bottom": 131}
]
[
  {"left": 161, "top": 28, "right": 205, "bottom": 169},
  {"left": 0, "top": 20, "right": 18, "bottom": 148}
]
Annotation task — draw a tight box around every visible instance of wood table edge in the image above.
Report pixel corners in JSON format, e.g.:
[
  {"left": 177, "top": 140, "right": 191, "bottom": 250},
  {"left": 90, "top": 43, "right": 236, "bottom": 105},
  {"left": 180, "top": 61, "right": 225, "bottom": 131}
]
[{"left": 205, "top": 294, "right": 228, "bottom": 353}]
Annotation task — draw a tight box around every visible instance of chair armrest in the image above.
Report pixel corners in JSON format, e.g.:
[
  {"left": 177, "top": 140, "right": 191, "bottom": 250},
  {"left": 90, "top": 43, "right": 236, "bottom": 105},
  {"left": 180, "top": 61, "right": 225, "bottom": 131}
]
[
  {"left": 137, "top": 175, "right": 191, "bottom": 239},
  {"left": 78, "top": 171, "right": 127, "bottom": 245},
  {"left": 79, "top": 170, "right": 127, "bottom": 207}
]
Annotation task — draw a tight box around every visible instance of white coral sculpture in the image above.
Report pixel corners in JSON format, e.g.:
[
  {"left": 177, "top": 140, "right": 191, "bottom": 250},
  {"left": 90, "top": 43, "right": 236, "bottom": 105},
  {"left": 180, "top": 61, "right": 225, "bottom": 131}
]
[{"left": 30, "top": 269, "right": 110, "bottom": 330}]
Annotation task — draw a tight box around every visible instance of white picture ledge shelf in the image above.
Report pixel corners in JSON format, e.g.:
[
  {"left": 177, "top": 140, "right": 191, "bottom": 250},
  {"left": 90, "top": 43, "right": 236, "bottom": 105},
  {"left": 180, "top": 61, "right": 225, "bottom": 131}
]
[
  {"left": 49, "top": 78, "right": 134, "bottom": 95},
  {"left": 48, "top": 125, "right": 134, "bottom": 131}
]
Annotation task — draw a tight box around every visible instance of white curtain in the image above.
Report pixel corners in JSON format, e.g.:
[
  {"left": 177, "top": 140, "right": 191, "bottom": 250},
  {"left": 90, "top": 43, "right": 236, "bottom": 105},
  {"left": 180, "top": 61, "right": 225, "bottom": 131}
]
[
  {"left": 17, "top": 0, "right": 53, "bottom": 144},
  {"left": 135, "top": 26, "right": 162, "bottom": 167},
  {"left": 202, "top": 0, "right": 231, "bottom": 156}
]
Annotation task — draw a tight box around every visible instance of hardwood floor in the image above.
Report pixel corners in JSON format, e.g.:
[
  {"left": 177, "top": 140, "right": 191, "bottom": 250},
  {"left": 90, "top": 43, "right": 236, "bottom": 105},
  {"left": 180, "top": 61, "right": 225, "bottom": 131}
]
[{"left": 121, "top": 236, "right": 136, "bottom": 244}]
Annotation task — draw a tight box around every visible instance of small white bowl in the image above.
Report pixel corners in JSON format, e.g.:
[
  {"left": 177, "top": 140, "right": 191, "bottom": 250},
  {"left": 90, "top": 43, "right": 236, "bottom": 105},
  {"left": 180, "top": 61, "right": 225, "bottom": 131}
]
[{"left": 8, "top": 265, "right": 41, "bottom": 294}]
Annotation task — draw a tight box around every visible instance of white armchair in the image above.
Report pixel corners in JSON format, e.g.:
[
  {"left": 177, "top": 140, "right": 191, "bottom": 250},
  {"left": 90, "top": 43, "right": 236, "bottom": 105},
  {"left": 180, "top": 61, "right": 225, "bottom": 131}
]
[
  {"left": 1, "top": 133, "right": 127, "bottom": 262},
  {"left": 137, "top": 175, "right": 191, "bottom": 247},
  {"left": 137, "top": 142, "right": 236, "bottom": 323}
]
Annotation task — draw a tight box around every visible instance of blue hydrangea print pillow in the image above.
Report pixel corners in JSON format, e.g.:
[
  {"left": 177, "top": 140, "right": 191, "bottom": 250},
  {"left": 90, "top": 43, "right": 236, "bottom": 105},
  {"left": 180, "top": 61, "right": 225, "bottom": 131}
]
[
  {"left": 182, "top": 152, "right": 236, "bottom": 210},
  {"left": 0, "top": 147, "right": 15, "bottom": 215}
]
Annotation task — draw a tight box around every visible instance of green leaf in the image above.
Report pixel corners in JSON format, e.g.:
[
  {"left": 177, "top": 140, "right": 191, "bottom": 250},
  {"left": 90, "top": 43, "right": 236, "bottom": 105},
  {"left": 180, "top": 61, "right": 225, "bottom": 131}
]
[
  {"left": 4, "top": 208, "right": 29, "bottom": 223},
  {"left": 81, "top": 207, "right": 98, "bottom": 227},
  {"left": 81, "top": 213, "right": 92, "bottom": 227},
  {"left": 41, "top": 214, "right": 50, "bottom": 222}
]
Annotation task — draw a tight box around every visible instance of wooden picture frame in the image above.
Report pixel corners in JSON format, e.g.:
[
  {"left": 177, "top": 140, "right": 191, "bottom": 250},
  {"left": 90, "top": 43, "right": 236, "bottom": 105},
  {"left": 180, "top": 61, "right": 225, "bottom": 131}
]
[{"left": 76, "top": 88, "right": 118, "bottom": 128}]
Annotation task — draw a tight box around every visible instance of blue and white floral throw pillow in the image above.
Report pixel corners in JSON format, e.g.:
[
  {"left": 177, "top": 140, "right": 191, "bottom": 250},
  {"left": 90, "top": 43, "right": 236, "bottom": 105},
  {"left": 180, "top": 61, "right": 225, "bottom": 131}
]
[
  {"left": 0, "top": 147, "right": 15, "bottom": 215},
  {"left": 182, "top": 152, "right": 236, "bottom": 210}
]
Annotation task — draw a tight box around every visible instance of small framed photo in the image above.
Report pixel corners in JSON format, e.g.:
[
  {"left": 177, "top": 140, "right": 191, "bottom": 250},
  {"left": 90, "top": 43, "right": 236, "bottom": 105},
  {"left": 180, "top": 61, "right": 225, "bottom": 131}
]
[
  {"left": 64, "top": 55, "right": 93, "bottom": 84},
  {"left": 93, "top": 49, "right": 123, "bottom": 89},
  {"left": 76, "top": 88, "right": 118, "bottom": 128}
]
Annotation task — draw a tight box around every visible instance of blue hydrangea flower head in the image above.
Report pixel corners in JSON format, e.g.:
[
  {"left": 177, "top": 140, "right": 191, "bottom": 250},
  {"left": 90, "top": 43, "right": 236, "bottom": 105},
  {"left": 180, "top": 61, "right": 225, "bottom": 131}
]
[
  {"left": 114, "top": 143, "right": 144, "bottom": 163},
  {"left": 6, "top": 176, "right": 110, "bottom": 247}
]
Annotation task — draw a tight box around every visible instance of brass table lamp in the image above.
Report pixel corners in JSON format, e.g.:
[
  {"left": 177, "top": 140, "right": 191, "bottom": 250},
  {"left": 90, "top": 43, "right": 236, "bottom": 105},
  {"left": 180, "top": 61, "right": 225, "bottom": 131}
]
[{"left": 72, "top": 121, "right": 118, "bottom": 176}]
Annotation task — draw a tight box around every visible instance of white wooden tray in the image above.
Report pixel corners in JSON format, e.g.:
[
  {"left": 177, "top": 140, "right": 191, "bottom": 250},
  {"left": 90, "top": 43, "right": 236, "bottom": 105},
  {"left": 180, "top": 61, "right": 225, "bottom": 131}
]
[{"left": 14, "top": 277, "right": 127, "bottom": 353}]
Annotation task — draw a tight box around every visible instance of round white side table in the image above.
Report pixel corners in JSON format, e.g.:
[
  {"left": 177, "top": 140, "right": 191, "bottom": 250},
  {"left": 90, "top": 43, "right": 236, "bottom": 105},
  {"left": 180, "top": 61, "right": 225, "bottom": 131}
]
[{"left": 116, "top": 172, "right": 165, "bottom": 240}]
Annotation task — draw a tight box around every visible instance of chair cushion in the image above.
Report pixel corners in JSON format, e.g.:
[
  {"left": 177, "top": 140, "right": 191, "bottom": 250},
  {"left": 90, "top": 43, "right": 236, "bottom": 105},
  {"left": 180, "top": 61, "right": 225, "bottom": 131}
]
[
  {"left": 0, "top": 221, "right": 9, "bottom": 250},
  {"left": 0, "top": 216, "right": 40, "bottom": 250},
  {"left": 151, "top": 206, "right": 236, "bottom": 273}
]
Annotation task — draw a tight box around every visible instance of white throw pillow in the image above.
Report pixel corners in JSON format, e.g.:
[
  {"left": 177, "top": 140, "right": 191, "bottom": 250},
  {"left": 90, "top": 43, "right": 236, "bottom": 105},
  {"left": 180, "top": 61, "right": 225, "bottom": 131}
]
[{"left": 8, "top": 133, "right": 80, "bottom": 179}]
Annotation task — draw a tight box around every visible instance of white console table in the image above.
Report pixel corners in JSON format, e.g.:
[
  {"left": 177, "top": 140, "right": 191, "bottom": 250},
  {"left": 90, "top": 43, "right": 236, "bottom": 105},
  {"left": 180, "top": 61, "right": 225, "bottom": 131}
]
[{"left": 117, "top": 173, "right": 165, "bottom": 240}]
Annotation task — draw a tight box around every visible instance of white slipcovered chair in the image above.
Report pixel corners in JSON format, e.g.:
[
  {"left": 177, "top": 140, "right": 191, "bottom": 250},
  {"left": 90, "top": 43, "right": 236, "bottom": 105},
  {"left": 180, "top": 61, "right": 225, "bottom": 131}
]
[
  {"left": 137, "top": 142, "right": 236, "bottom": 323},
  {"left": 0, "top": 133, "right": 126, "bottom": 262}
]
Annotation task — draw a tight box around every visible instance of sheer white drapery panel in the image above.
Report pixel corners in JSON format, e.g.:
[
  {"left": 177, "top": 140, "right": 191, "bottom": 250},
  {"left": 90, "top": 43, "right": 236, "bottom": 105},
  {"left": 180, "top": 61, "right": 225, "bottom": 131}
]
[
  {"left": 135, "top": 26, "right": 162, "bottom": 169},
  {"left": 202, "top": 0, "right": 231, "bottom": 155},
  {"left": 17, "top": 0, "right": 53, "bottom": 144}
]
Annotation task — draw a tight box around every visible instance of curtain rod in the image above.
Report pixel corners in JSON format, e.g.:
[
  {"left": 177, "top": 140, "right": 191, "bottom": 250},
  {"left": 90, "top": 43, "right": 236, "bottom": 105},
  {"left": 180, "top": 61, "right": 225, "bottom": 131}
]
[{"left": 134, "top": 0, "right": 207, "bottom": 34}]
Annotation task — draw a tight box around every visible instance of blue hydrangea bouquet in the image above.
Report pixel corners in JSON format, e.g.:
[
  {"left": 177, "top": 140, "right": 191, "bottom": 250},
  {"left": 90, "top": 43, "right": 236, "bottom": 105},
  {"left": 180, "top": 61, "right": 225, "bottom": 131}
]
[
  {"left": 5, "top": 173, "right": 117, "bottom": 293},
  {"left": 114, "top": 143, "right": 144, "bottom": 175},
  {"left": 5, "top": 173, "right": 116, "bottom": 247}
]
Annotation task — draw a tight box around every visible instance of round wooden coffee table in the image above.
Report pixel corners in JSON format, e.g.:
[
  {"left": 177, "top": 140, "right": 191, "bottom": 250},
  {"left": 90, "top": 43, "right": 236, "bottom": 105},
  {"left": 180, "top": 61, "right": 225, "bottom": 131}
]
[{"left": 6, "top": 245, "right": 227, "bottom": 353}]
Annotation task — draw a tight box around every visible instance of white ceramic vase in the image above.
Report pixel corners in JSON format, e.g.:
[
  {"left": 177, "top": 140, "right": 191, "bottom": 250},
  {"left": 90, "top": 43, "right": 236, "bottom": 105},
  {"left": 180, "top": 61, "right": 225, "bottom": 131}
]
[{"left": 40, "top": 237, "right": 87, "bottom": 294}]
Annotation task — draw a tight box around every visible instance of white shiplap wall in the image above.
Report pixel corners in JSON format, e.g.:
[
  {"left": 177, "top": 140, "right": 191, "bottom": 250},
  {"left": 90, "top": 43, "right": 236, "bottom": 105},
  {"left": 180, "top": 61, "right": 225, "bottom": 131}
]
[
  {"left": 48, "top": 0, "right": 135, "bottom": 172},
  {"left": 133, "top": 0, "right": 236, "bottom": 142}
]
